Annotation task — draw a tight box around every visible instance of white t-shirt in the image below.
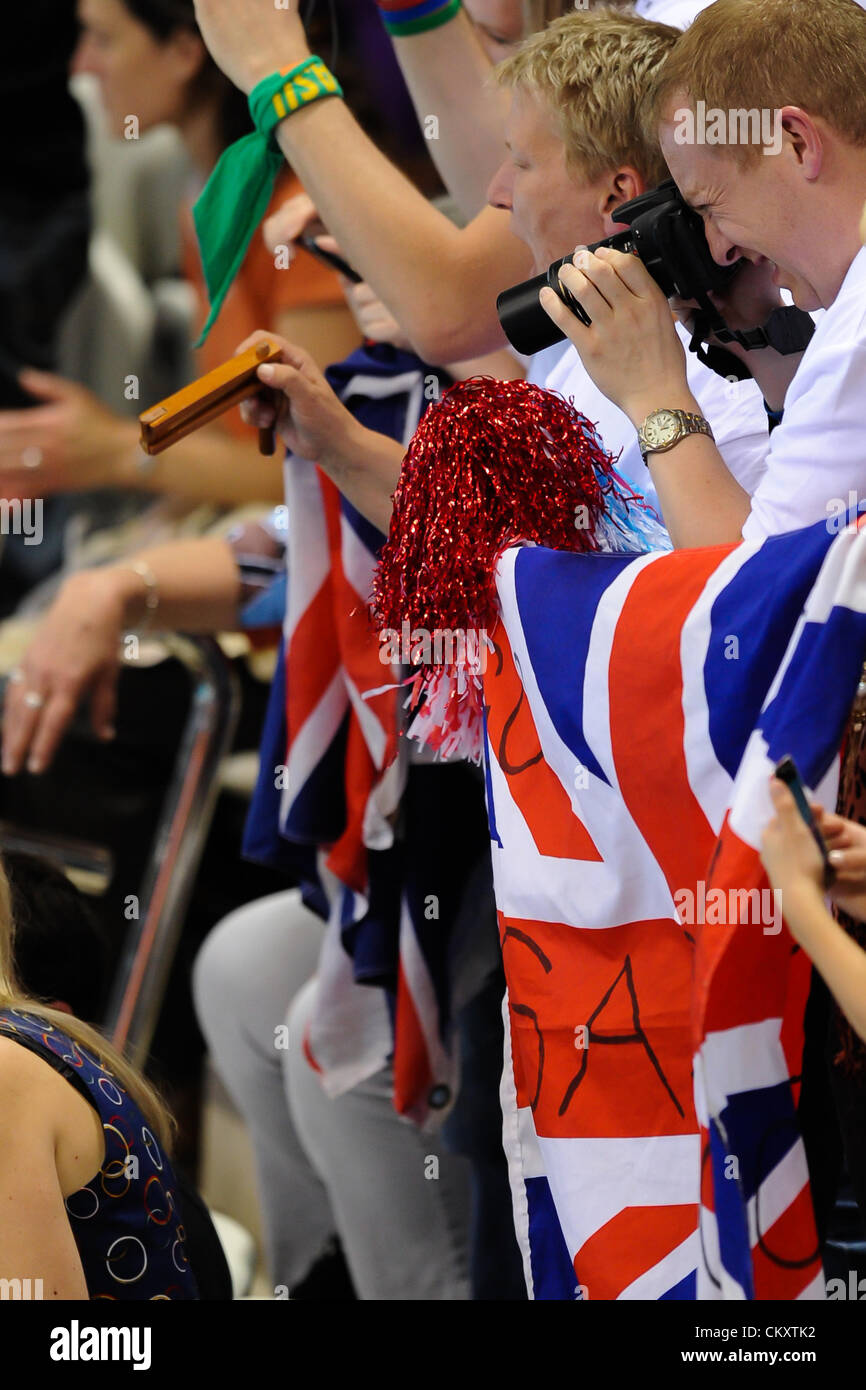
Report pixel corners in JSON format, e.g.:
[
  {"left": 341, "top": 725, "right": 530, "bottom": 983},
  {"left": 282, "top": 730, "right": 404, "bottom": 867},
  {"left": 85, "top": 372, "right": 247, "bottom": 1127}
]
[
  {"left": 638, "top": 0, "right": 866, "bottom": 23},
  {"left": 543, "top": 324, "right": 771, "bottom": 513},
  {"left": 527, "top": 340, "right": 571, "bottom": 387},
  {"left": 634, "top": 0, "right": 717, "bottom": 27},
  {"left": 742, "top": 247, "right": 866, "bottom": 541}
]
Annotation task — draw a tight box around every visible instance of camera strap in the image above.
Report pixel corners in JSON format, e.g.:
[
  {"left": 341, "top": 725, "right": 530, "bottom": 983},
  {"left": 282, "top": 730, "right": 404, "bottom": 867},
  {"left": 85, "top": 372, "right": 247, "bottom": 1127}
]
[
  {"left": 688, "top": 298, "right": 815, "bottom": 381},
  {"left": 688, "top": 315, "right": 753, "bottom": 381}
]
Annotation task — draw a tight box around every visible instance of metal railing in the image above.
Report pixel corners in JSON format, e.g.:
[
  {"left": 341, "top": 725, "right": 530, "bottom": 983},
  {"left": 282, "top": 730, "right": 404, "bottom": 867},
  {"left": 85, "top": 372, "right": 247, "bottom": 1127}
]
[
  {"left": 103, "top": 634, "right": 240, "bottom": 1065},
  {"left": 0, "top": 633, "right": 240, "bottom": 1067}
]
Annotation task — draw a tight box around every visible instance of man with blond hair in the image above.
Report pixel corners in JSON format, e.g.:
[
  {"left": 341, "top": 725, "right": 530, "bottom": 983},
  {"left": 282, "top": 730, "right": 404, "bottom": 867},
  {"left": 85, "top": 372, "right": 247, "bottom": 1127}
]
[
  {"left": 488, "top": 7, "right": 769, "bottom": 512},
  {"left": 541, "top": 0, "right": 866, "bottom": 548},
  {"left": 532, "top": 0, "right": 866, "bottom": 1248},
  {"left": 171, "top": 5, "right": 770, "bottom": 538}
]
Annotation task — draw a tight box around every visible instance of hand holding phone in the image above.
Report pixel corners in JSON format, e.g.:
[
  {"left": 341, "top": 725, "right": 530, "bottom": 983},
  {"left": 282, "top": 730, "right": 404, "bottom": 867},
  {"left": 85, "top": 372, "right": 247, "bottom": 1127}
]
[
  {"left": 773, "top": 755, "right": 836, "bottom": 889},
  {"left": 298, "top": 234, "right": 363, "bottom": 285}
]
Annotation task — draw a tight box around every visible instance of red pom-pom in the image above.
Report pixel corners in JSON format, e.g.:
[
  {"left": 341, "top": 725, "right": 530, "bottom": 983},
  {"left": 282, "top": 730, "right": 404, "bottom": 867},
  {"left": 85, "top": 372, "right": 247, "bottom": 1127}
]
[
  {"left": 369, "top": 377, "right": 629, "bottom": 760},
  {"left": 373, "top": 375, "right": 625, "bottom": 635}
]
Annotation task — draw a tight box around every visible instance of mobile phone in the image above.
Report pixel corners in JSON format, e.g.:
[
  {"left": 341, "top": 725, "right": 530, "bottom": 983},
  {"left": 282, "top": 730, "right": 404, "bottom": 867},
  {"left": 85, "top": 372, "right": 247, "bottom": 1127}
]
[
  {"left": 298, "top": 234, "right": 363, "bottom": 284},
  {"left": 774, "top": 754, "right": 835, "bottom": 888}
]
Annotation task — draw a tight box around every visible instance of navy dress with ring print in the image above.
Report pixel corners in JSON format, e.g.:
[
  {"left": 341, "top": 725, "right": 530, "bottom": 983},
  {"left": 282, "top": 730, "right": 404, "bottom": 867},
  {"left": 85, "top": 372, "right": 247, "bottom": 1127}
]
[{"left": 0, "top": 1008, "right": 199, "bottom": 1300}]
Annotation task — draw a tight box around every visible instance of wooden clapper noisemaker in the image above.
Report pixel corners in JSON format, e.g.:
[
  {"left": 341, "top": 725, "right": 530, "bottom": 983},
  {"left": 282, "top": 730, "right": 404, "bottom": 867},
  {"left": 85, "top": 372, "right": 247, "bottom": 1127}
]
[{"left": 139, "top": 338, "right": 283, "bottom": 456}]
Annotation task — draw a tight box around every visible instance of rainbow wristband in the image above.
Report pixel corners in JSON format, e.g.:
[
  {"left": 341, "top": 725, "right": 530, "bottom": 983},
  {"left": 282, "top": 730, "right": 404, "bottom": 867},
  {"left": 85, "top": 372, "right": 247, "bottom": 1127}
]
[{"left": 378, "top": 0, "right": 462, "bottom": 38}]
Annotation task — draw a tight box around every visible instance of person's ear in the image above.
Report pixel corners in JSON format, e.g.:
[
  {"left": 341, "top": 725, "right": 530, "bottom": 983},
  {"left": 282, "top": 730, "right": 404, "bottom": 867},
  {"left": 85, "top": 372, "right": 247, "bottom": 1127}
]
[
  {"left": 779, "top": 106, "right": 824, "bottom": 180},
  {"left": 165, "top": 27, "right": 208, "bottom": 87},
  {"left": 599, "top": 168, "right": 646, "bottom": 234}
]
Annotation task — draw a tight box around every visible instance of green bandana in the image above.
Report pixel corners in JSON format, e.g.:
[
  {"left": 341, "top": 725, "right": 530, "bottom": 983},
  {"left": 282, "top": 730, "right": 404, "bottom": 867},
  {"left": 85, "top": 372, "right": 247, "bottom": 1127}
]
[{"left": 192, "top": 58, "right": 342, "bottom": 347}]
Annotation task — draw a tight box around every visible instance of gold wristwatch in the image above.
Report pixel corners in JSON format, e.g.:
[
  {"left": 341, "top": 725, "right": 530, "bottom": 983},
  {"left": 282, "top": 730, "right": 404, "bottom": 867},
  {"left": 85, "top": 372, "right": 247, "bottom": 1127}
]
[{"left": 637, "top": 407, "right": 714, "bottom": 463}]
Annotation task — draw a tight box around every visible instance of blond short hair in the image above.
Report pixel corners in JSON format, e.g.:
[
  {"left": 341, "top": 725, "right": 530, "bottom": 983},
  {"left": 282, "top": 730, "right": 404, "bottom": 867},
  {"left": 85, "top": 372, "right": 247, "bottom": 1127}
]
[
  {"left": 649, "top": 0, "right": 866, "bottom": 162},
  {"left": 498, "top": 8, "right": 678, "bottom": 185}
]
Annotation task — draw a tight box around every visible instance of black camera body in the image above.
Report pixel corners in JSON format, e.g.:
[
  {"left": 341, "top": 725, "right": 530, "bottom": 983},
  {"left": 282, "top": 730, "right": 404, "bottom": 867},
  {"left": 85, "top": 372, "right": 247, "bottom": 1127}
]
[{"left": 497, "top": 180, "right": 738, "bottom": 356}]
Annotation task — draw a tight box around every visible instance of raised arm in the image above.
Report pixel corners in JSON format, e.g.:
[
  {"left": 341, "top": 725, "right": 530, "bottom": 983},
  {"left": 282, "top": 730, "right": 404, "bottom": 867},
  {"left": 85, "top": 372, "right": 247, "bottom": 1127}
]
[
  {"left": 191, "top": 1, "right": 532, "bottom": 364},
  {"left": 384, "top": 5, "right": 513, "bottom": 217}
]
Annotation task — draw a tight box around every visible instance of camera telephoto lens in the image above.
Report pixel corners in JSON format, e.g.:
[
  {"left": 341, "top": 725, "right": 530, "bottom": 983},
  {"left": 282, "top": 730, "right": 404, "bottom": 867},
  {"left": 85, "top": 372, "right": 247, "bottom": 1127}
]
[{"left": 497, "top": 181, "right": 738, "bottom": 354}]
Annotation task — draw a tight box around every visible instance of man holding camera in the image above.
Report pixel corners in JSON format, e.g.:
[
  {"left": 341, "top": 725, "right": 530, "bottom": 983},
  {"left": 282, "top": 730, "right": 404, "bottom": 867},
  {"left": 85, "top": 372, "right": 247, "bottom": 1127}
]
[
  {"left": 489, "top": 9, "right": 770, "bottom": 520},
  {"left": 193, "top": 5, "right": 772, "bottom": 539},
  {"left": 532, "top": 0, "right": 866, "bottom": 1247},
  {"left": 540, "top": 0, "right": 866, "bottom": 549}
]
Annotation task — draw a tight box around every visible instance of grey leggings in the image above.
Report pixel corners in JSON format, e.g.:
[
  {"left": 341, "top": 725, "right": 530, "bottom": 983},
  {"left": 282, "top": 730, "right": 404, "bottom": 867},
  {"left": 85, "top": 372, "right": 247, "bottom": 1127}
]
[{"left": 192, "top": 889, "right": 472, "bottom": 1299}]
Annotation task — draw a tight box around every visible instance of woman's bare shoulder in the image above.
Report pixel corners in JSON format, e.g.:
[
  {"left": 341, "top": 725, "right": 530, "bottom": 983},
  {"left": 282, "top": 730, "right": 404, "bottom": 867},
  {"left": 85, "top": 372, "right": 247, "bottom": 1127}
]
[
  {"left": 0, "top": 1033, "right": 104, "bottom": 1193},
  {"left": 0, "top": 1030, "right": 54, "bottom": 1092}
]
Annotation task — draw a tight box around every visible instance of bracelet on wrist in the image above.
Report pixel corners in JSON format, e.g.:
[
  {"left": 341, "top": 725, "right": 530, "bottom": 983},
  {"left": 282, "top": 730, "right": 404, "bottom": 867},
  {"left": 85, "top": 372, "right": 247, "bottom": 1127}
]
[
  {"left": 377, "top": 0, "right": 462, "bottom": 37},
  {"left": 122, "top": 560, "right": 160, "bottom": 629}
]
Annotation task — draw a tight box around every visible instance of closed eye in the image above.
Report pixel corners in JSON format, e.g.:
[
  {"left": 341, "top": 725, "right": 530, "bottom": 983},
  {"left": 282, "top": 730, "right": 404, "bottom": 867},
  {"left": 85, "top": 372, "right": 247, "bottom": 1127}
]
[{"left": 479, "top": 26, "right": 520, "bottom": 48}]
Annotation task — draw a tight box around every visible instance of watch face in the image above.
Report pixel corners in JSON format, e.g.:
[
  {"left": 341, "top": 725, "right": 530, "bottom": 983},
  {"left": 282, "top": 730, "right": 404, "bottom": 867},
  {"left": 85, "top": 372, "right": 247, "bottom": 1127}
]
[{"left": 642, "top": 410, "right": 679, "bottom": 450}]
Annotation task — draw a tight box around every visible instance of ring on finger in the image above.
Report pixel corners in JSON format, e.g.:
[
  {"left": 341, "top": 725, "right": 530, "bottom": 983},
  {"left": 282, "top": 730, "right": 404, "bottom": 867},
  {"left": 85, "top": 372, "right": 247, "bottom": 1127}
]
[
  {"left": 23, "top": 690, "right": 46, "bottom": 710},
  {"left": 8, "top": 667, "right": 25, "bottom": 685}
]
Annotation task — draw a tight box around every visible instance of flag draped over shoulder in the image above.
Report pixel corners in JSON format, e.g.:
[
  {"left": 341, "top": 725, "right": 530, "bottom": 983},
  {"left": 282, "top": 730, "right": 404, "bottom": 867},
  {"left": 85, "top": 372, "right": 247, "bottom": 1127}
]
[
  {"left": 483, "top": 518, "right": 866, "bottom": 1300},
  {"left": 247, "top": 370, "right": 666, "bottom": 1127}
]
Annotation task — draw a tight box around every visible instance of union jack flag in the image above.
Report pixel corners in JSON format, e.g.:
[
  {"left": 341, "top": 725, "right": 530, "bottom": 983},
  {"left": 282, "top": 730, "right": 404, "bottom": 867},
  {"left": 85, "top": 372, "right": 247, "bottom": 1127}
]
[
  {"left": 243, "top": 345, "right": 467, "bottom": 1121},
  {"left": 484, "top": 517, "right": 866, "bottom": 1300}
]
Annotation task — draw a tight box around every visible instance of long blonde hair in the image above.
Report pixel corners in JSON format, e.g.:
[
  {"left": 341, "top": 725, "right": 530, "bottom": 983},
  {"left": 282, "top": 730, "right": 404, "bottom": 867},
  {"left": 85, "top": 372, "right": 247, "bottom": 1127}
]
[{"left": 0, "top": 857, "right": 175, "bottom": 1151}]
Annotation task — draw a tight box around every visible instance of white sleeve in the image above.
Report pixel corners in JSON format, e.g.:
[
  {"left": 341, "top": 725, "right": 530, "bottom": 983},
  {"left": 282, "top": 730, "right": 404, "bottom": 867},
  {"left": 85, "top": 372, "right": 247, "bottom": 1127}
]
[
  {"left": 742, "top": 333, "right": 866, "bottom": 542},
  {"left": 684, "top": 346, "right": 770, "bottom": 496}
]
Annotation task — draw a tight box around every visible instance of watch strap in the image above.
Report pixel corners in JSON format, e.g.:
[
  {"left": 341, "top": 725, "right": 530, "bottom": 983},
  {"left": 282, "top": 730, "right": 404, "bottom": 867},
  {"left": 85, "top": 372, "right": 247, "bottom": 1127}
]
[{"left": 639, "top": 408, "right": 714, "bottom": 462}]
